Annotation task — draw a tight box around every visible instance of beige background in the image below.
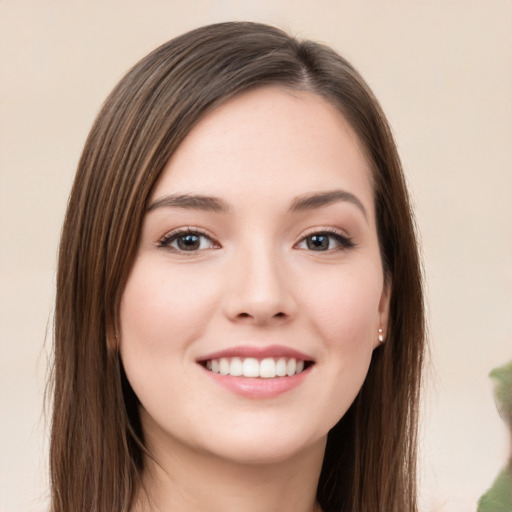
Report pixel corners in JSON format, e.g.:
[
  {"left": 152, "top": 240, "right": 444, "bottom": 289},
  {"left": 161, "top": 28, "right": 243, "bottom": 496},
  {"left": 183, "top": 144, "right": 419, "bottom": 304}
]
[{"left": 1, "top": 2, "right": 511, "bottom": 511}]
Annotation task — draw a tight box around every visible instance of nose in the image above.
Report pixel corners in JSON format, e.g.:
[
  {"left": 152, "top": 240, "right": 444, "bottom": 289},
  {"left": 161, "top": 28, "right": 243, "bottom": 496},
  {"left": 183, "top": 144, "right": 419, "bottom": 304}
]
[{"left": 222, "top": 244, "right": 297, "bottom": 325}]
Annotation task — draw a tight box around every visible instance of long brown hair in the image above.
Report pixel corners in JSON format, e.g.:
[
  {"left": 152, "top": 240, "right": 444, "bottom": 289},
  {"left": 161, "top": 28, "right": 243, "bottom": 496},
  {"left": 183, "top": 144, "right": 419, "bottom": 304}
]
[{"left": 50, "top": 21, "right": 425, "bottom": 512}]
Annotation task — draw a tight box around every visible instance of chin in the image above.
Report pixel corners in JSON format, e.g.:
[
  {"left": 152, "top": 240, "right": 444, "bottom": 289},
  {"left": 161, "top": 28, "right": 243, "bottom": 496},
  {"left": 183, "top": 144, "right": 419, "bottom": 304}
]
[
  {"left": 211, "top": 438, "right": 324, "bottom": 467},
  {"left": 192, "top": 418, "right": 329, "bottom": 467}
]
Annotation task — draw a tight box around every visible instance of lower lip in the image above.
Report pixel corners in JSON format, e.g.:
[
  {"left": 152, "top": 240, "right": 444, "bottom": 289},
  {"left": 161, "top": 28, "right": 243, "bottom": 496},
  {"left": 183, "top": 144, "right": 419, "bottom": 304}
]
[{"left": 201, "top": 366, "right": 311, "bottom": 399}]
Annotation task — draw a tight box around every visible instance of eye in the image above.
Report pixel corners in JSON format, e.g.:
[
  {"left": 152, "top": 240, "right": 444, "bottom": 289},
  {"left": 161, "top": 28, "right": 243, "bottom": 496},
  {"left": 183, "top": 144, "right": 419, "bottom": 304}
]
[
  {"left": 158, "top": 229, "right": 219, "bottom": 252},
  {"left": 296, "top": 230, "right": 355, "bottom": 252}
]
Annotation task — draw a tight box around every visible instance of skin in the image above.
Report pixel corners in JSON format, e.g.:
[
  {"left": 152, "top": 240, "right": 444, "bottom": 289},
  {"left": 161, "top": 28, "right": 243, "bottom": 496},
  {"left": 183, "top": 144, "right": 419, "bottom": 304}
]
[{"left": 119, "top": 87, "right": 390, "bottom": 512}]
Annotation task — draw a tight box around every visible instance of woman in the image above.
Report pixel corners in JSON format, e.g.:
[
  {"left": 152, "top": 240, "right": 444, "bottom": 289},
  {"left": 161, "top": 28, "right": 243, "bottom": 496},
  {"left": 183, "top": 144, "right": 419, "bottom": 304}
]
[{"left": 50, "top": 22, "right": 425, "bottom": 512}]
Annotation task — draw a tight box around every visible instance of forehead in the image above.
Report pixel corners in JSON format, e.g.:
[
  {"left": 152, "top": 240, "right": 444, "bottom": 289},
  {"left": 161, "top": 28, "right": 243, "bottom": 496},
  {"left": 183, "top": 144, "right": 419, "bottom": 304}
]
[{"left": 152, "top": 87, "right": 374, "bottom": 213}]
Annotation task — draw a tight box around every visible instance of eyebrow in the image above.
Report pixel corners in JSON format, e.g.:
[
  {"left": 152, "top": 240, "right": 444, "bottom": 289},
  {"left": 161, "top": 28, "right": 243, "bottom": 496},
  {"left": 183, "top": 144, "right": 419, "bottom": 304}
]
[
  {"left": 289, "top": 190, "right": 368, "bottom": 220},
  {"left": 147, "top": 194, "right": 230, "bottom": 213},
  {"left": 147, "top": 189, "right": 367, "bottom": 219}
]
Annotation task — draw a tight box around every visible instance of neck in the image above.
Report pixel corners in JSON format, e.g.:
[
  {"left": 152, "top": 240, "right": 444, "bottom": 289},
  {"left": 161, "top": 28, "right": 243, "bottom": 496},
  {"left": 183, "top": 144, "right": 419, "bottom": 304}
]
[{"left": 133, "top": 434, "right": 326, "bottom": 512}]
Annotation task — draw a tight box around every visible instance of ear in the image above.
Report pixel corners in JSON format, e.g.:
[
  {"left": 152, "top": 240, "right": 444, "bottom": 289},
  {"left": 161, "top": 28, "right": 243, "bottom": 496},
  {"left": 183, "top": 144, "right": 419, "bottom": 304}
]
[
  {"left": 374, "top": 278, "right": 392, "bottom": 349},
  {"left": 106, "top": 325, "right": 118, "bottom": 352}
]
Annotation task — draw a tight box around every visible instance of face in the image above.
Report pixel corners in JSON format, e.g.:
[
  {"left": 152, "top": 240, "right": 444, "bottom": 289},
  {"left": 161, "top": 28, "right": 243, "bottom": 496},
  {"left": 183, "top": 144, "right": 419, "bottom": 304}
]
[{"left": 119, "top": 87, "right": 389, "bottom": 466}]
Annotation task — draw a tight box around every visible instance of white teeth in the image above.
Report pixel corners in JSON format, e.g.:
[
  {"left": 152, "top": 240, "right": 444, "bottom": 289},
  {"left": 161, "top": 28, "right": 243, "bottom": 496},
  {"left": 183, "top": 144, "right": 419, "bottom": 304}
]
[
  {"left": 242, "top": 358, "right": 260, "bottom": 377},
  {"left": 229, "top": 357, "right": 243, "bottom": 376},
  {"left": 204, "top": 356, "right": 308, "bottom": 378},
  {"left": 219, "top": 358, "right": 229, "bottom": 375},
  {"left": 276, "top": 357, "right": 287, "bottom": 376},
  {"left": 286, "top": 358, "right": 297, "bottom": 376},
  {"left": 259, "top": 358, "right": 276, "bottom": 378}
]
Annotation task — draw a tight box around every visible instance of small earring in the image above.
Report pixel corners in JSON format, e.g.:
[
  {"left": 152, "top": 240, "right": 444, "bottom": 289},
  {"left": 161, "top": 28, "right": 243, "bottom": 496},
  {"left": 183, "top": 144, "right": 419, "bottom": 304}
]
[
  {"left": 378, "top": 328, "right": 384, "bottom": 343},
  {"left": 107, "top": 332, "right": 119, "bottom": 351}
]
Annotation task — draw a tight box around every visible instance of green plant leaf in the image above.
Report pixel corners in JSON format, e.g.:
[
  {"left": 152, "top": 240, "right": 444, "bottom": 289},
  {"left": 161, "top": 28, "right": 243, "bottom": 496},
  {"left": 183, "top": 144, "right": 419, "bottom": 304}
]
[
  {"left": 477, "top": 467, "right": 512, "bottom": 512},
  {"left": 477, "top": 361, "right": 512, "bottom": 511},
  {"left": 490, "top": 362, "right": 512, "bottom": 422}
]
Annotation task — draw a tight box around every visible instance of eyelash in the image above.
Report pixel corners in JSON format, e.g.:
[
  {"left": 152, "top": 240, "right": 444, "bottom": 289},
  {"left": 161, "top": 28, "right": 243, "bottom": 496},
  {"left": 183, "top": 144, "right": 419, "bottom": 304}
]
[
  {"left": 157, "top": 227, "right": 355, "bottom": 253},
  {"left": 157, "top": 228, "right": 220, "bottom": 253},
  {"left": 295, "top": 228, "right": 355, "bottom": 252}
]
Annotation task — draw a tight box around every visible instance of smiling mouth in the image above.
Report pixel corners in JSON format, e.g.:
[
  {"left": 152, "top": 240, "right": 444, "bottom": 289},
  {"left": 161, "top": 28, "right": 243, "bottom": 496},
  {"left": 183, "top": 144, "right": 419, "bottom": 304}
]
[{"left": 200, "top": 357, "right": 314, "bottom": 378}]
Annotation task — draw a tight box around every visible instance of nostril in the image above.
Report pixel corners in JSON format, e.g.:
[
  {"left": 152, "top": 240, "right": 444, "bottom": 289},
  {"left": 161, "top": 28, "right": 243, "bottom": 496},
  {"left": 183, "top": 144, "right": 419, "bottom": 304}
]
[{"left": 235, "top": 311, "right": 286, "bottom": 320}]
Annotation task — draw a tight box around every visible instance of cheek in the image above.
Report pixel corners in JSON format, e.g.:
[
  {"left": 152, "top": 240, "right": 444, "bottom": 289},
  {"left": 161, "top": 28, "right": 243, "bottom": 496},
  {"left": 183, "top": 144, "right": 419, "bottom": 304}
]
[
  {"left": 307, "top": 271, "right": 381, "bottom": 330},
  {"left": 298, "top": 260, "right": 383, "bottom": 360},
  {"left": 119, "top": 258, "right": 221, "bottom": 355},
  {"left": 298, "top": 265, "right": 382, "bottom": 427}
]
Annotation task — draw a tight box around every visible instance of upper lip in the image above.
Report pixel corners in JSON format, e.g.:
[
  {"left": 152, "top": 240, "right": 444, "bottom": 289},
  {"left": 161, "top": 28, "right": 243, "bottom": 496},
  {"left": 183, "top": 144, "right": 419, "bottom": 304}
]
[{"left": 196, "top": 344, "right": 315, "bottom": 362}]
